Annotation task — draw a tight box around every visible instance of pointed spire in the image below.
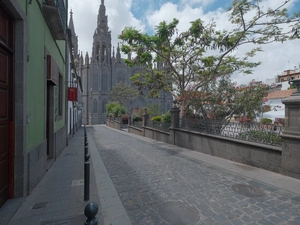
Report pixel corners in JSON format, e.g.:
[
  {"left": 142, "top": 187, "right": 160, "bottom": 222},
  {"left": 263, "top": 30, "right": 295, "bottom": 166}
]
[
  {"left": 98, "top": 0, "right": 106, "bottom": 26},
  {"left": 80, "top": 51, "right": 83, "bottom": 65},
  {"left": 112, "top": 46, "right": 115, "bottom": 58},
  {"left": 68, "top": 9, "right": 79, "bottom": 56},
  {"left": 116, "top": 43, "right": 121, "bottom": 62},
  {"left": 85, "top": 52, "right": 89, "bottom": 65},
  {"left": 69, "top": 9, "right": 75, "bottom": 35}
]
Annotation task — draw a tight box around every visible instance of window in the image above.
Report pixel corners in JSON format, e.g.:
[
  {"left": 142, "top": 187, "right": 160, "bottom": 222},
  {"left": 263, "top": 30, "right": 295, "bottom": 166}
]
[
  {"left": 93, "top": 99, "right": 97, "bottom": 113},
  {"left": 102, "top": 100, "right": 107, "bottom": 113}
]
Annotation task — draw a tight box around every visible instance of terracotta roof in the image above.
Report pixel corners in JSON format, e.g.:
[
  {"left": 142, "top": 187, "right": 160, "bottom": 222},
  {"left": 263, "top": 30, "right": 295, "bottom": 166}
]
[{"left": 267, "top": 89, "right": 296, "bottom": 99}]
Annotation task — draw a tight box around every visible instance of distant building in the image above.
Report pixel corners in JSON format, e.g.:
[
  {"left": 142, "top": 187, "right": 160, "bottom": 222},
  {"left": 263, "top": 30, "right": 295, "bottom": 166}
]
[
  {"left": 67, "top": 11, "right": 83, "bottom": 140},
  {"left": 266, "top": 67, "right": 300, "bottom": 91},
  {"left": 278, "top": 69, "right": 300, "bottom": 83},
  {"left": 262, "top": 89, "right": 296, "bottom": 122},
  {"left": 78, "top": 0, "right": 173, "bottom": 125}
]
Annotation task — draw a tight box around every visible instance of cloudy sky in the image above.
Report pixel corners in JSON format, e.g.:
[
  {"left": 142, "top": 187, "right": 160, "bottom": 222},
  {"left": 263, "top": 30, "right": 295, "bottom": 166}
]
[{"left": 68, "top": 0, "right": 300, "bottom": 84}]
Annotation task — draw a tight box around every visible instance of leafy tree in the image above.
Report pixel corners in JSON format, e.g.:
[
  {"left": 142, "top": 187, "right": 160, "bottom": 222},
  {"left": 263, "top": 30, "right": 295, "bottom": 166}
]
[
  {"left": 181, "top": 78, "right": 269, "bottom": 122},
  {"left": 108, "top": 82, "right": 139, "bottom": 110},
  {"left": 146, "top": 103, "right": 163, "bottom": 117},
  {"left": 119, "top": 0, "right": 299, "bottom": 118},
  {"left": 106, "top": 102, "right": 126, "bottom": 117}
]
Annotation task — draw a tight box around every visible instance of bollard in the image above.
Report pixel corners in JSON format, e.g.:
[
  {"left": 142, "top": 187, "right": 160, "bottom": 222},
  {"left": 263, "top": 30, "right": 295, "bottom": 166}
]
[
  {"left": 84, "top": 202, "right": 98, "bottom": 225},
  {"left": 84, "top": 141, "right": 88, "bottom": 156},
  {"left": 84, "top": 154, "right": 90, "bottom": 201}
]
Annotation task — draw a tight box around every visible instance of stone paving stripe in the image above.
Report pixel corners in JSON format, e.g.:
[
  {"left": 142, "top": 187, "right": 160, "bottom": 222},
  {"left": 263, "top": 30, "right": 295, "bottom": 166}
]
[
  {"left": 31, "top": 202, "right": 48, "bottom": 210},
  {"left": 41, "top": 219, "right": 70, "bottom": 225},
  {"left": 231, "top": 183, "right": 266, "bottom": 198},
  {"left": 87, "top": 132, "right": 132, "bottom": 225}
]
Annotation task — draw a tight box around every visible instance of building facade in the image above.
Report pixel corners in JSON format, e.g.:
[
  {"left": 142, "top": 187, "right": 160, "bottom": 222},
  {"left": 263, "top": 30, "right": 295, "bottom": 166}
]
[
  {"left": 79, "top": 0, "right": 173, "bottom": 125},
  {"left": 0, "top": 0, "right": 69, "bottom": 207},
  {"left": 67, "top": 10, "right": 83, "bottom": 141}
]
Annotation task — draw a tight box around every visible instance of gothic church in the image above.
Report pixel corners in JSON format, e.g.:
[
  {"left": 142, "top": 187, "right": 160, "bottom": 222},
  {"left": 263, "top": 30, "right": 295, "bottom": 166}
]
[{"left": 76, "top": 0, "right": 172, "bottom": 124}]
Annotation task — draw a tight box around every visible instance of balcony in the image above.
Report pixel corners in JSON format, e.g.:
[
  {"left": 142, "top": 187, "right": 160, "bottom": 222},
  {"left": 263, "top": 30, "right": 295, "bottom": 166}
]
[{"left": 43, "top": 0, "right": 66, "bottom": 40}]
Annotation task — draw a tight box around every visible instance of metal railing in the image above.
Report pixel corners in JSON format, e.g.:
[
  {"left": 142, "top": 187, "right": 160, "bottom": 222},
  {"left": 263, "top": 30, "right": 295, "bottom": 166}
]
[
  {"left": 180, "top": 118, "right": 284, "bottom": 146},
  {"left": 132, "top": 121, "right": 143, "bottom": 128},
  {"left": 43, "top": 0, "right": 66, "bottom": 30},
  {"left": 147, "top": 121, "right": 171, "bottom": 132}
]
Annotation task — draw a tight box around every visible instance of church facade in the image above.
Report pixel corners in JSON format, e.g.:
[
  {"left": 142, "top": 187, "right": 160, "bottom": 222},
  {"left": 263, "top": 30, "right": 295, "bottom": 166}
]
[{"left": 78, "top": 0, "right": 173, "bottom": 124}]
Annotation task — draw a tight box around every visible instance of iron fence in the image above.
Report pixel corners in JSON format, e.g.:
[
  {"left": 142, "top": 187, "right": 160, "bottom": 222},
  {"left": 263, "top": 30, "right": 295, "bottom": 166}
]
[
  {"left": 147, "top": 121, "right": 171, "bottom": 132},
  {"left": 132, "top": 121, "right": 143, "bottom": 128},
  {"left": 180, "top": 118, "right": 284, "bottom": 146}
]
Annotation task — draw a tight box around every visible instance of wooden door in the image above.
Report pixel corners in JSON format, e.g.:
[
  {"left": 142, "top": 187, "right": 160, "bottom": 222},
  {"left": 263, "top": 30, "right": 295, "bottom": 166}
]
[{"left": 0, "top": 3, "right": 14, "bottom": 208}]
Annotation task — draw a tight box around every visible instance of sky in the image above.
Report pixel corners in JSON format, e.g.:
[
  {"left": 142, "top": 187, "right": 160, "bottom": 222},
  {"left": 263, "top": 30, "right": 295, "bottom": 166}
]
[{"left": 68, "top": 0, "right": 300, "bottom": 85}]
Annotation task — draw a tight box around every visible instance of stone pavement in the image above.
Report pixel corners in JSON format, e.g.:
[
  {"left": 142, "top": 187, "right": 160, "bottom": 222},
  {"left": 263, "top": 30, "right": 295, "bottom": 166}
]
[
  {"left": 90, "top": 125, "right": 300, "bottom": 225},
  {"left": 1, "top": 124, "right": 300, "bottom": 225}
]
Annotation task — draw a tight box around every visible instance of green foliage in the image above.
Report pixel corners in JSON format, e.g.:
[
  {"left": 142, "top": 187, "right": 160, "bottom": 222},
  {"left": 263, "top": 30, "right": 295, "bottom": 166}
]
[
  {"left": 106, "top": 102, "right": 126, "bottom": 117},
  {"left": 239, "top": 130, "right": 282, "bottom": 145},
  {"left": 108, "top": 82, "right": 139, "bottom": 108},
  {"left": 261, "top": 118, "right": 272, "bottom": 124},
  {"left": 119, "top": 0, "right": 299, "bottom": 118},
  {"left": 162, "top": 111, "right": 171, "bottom": 123},
  {"left": 182, "top": 78, "right": 269, "bottom": 122},
  {"left": 151, "top": 116, "right": 162, "bottom": 122},
  {"left": 146, "top": 103, "right": 163, "bottom": 117},
  {"left": 288, "top": 84, "right": 297, "bottom": 90},
  {"left": 132, "top": 113, "right": 142, "bottom": 122}
]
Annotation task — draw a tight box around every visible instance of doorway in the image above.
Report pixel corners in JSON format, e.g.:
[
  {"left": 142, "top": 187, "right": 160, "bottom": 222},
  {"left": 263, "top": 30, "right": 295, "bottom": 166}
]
[{"left": 0, "top": 3, "right": 14, "bottom": 207}]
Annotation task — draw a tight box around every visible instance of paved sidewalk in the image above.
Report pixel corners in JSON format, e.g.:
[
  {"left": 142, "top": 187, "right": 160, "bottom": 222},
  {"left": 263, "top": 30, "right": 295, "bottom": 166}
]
[{"left": 1, "top": 128, "right": 102, "bottom": 225}]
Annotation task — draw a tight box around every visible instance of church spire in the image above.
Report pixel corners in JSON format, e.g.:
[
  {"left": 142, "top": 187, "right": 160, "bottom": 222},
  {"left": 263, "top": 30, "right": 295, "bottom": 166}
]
[
  {"left": 98, "top": 0, "right": 106, "bottom": 26},
  {"left": 68, "top": 9, "right": 78, "bottom": 57},
  {"left": 116, "top": 43, "right": 121, "bottom": 63}
]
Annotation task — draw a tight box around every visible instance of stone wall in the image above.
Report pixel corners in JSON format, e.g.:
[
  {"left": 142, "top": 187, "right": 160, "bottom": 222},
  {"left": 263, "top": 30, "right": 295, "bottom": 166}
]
[
  {"left": 174, "top": 129, "right": 282, "bottom": 172},
  {"left": 55, "top": 126, "right": 67, "bottom": 159},
  {"left": 144, "top": 127, "right": 172, "bottom": 145},
  {"left": 28, "top": 140, "right": 47, "bottom": 194},
  {"left": 128, "top": 126, "right": 143, "bottom": 136}
]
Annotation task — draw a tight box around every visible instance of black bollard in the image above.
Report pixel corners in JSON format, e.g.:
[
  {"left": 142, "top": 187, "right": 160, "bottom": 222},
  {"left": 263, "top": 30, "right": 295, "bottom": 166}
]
[
  {"left": 84, "top": 141, "right": 88, "bottom": 156},
  {"left": 84, "top": 202, "right": 98, "bottom": 225},
  {"left": 84, "top": 154, "right": 90, "bottom": 201}
]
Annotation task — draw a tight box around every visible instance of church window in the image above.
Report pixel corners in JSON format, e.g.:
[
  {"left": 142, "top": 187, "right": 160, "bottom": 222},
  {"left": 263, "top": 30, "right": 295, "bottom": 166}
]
[
  {"left": 93, "top": 99, "right": 97, "bottom": 113},
  {"left": 102, "top": 73, "right": 107, "bottom": 91},
  {"left": 93, "top": 72, "right": 98, "bottom": 91},
  {"left": 102, "top": 100, "right": 107, "bottom": 113},
  {"left": 96, "top": 44, "right": 100, "bottom": 61}
]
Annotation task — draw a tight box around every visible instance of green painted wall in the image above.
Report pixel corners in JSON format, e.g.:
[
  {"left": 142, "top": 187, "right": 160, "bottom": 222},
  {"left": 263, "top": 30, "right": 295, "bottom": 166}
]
[
  {"left": 25, "top": 0, "right": 67, "bottom": 151},
  {"left": 16, "top": 0, "right": 25, "bottom": 11}
]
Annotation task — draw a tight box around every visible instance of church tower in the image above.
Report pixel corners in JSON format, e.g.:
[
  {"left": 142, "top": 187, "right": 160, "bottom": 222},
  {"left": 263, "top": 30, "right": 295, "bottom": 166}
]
[
  {"left": 80, "top": 0, "right": 173, "bottom": 125},
  {"left": 88, "top": 0, "right": 112, "bottom": 124}
]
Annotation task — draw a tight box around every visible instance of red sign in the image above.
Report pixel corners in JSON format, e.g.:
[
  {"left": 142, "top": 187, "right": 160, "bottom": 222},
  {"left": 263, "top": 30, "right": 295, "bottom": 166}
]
[{"left": 68, "top": 87, "right": 77, "bottom": 101}]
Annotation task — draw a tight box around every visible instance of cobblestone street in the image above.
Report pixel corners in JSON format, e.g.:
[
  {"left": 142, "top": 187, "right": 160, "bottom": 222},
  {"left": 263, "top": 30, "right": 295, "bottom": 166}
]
[{"left": 90, "top": 125, "right": 300, "bottom": 225}]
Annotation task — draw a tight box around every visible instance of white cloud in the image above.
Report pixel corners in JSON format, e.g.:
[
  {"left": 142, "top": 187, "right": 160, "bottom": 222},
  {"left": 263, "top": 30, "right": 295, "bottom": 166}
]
[
  {"left": 145, "top": 0, "right": 300, "bottom": 84},
  {"left": 69, "top": 0, "right": 300, "bottom": 84},
  {"left": 68, "top": 0, "right": 144, "bottom": 58}
]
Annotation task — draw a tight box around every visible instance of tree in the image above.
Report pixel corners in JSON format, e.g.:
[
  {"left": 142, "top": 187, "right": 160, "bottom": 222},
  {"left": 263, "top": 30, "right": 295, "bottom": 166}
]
[
  {"left": 181, "top": 77, "right": 269, "bottom": 122},
  {"left": 108, "top": 82, "right": 139, "bottom": 110},
  {"left": 119, "top": 0, "right": 299, "bottom": 118},
  {"left": 106, "top": 102, "right": 126, "bottom": 117},
  {"left": 146, "top": 103, "right": 163, "bottom": 118}
]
